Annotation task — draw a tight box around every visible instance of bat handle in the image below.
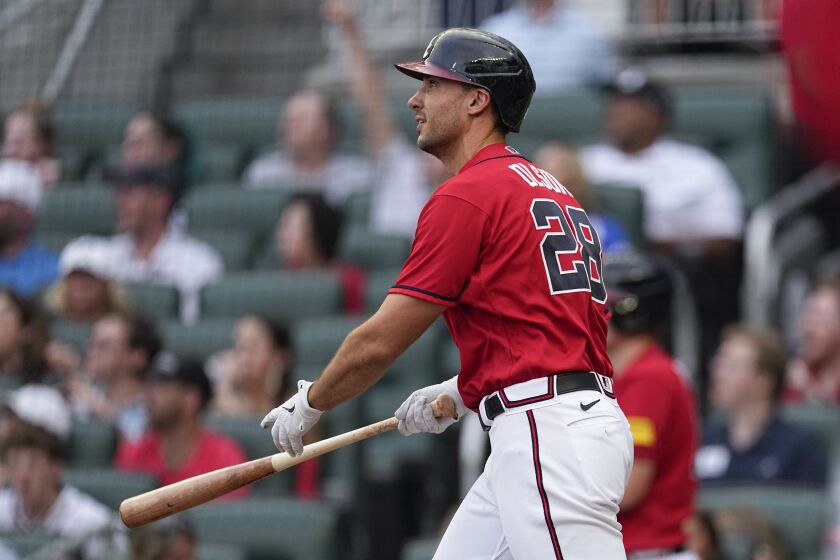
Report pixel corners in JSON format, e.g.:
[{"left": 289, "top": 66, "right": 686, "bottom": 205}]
[{"left": 430, "top": 394, "right": 458, "bottom": 420}]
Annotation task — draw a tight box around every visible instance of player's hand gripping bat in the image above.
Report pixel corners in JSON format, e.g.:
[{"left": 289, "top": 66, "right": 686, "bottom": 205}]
[{"left": 119, "top": 394, "right": 457, "bottom": 528}]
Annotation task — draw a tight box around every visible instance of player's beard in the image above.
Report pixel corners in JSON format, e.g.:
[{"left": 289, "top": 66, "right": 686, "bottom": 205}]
[{"left": 416, "top": 108, "right": 461, "bottom": 160}]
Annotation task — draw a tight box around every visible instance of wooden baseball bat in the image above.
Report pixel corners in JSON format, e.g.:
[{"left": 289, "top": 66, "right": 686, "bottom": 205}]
[{"left": 119, "top": 394, "right": 457, "bottom": 528}]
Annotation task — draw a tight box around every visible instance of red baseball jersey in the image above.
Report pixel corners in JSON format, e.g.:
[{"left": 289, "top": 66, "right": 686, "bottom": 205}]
[
  {"left": 613, "top": 344, "right": 698, "bottom": 553},
  {"left": 389, "top": 143, "right": 611, "bottom": 409}
]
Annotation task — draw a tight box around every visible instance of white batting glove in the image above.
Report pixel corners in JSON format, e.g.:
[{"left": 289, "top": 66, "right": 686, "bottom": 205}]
[
  {"left": 260, "top": 380, "right": 323, "bottom": 457},
  {"left": 395, "top": 376, "right": 468, "bottom": 436}
]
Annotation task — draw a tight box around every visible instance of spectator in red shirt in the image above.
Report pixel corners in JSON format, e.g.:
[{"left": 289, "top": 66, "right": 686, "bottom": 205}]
[
  {"left": 274, "top": 192, "right": 364, "bottom": 313},
  {"left": 115, "top": 351, "right": 247, "bottom": 498},
  {"left": 785, "top": 278, "right": 840, "bottom": 405},
  {"left": 605, "top": 253, "right": 699, "bottom": 559}
]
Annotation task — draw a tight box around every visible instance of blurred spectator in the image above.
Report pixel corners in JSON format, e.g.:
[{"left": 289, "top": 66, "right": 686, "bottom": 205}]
[
  {"left": 243, "top": 89, "right": 374, "bottom": 204},
  {"left": 275, "top": 192, "right": 364, "bottom": 313},
  {"left": 0, "top": 159, "right": 58, "bottom": 297},
  {"left": 479, "top": 0, "right": 616, "bottom": 94},
  {"left": 73, "top": 164, "right": 223, "bottom": 323},
  {"left": 115, "top": 351, "right": 247, "bottom": 497},
  {"left": 3, "top": 99, "right": 60, "bottom": 188},
  {"left": 131, "top": 516, "right": 196, "bottom": 560},
  {"left": 580, "top": 69, "right": 743, "bottom": 252},
  {"left": 209, "top": 314, "right": 292, "bottom": 418},
  {"left": 121, "top": 111, "right": 189, "bottom": 177},
  {"left": 0, "top": 288, "right": 51, "bottom": 383},
  {"left": 697, "top": 325, "right": 827, "bottom": 485},
  {"left": 605, "top": 253, "right": 699, "bottom": 559},
  {"left": 781, "top": 0, "right": 840, "bottom": 166},
  {"left": 785, "top": 279, "right": 840, "bottom": 405},
  {"left": 0, "top": 387, "right": 128, "bottom": 558},
  {"left": 535, "top": 141, "right": 632, "bottom": 252},
  {"left": 44, "top": 236, "right": 130, "bottom": 323},
  {"left": 714, "top": 506, "right": 789, "bottom": 560},
  {"left": 682, "top": 511, "right": 726, "bottom": 560},
  {"left": 324, "top": 0, "right": 440, "bottom": 237},
  {"left": 67, "top": 311, "right": 162, "bottom": 442}
]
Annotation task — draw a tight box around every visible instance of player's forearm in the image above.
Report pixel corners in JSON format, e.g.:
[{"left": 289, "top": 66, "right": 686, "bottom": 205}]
[{"left": 307, "top": 324, "right": 400, "bottom": 411}]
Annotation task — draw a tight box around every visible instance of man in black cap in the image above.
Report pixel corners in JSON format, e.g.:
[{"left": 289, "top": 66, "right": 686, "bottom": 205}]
[
  {"left": 66, "top": 163, "right": 223, "bottom": 323},
  {"left": 115, "top": 351, "right": 247, "bottom": 498},
  {"left": 580, "top": 69, "right": 744, "bottom": 255}
]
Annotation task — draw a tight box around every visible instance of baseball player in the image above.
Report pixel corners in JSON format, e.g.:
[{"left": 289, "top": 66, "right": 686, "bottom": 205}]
[
  {"left": 262, "top": 28, "right": 633, "bottom": 559},
  {"left": 605, "top": 253, "right": 699, "bottom": 560}
]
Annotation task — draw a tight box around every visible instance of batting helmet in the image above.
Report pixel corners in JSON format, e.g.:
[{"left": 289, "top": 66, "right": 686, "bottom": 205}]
[
  {"left": 605, "top": 252, "right": 674, "bottom": 334},
  {"left": 394, "top": 28, "right": 536, "bottom": 133}
]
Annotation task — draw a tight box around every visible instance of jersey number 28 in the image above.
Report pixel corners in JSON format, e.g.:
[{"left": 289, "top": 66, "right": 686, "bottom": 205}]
[{"left": 530, "top": 199, "right": 606, "bottom": 304}]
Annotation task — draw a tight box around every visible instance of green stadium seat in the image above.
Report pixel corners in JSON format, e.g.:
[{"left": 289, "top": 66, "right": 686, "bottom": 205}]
[
  {"left": 173, "top": 98, "right": 281, "bottom": 150},
  {"left": 57, "top": 146, "right": 88, "bottom": 181},
  {"left": 33, "top": 230, "right": 78, "bottom": 253},
  {"left": 204, "top": 414, "right": 294, "bottom": 495},
  {"left": 338, "top": 226, "right": 410, "bottom": 271},
  {"left": 342, "top": 190, "right": 372, "bottom": 225},
  {"left": 594, "top": 183, "right": 646, "bottom": 250},
  {"left": 53, "top": 103, "right": 136, "bottom": 154},
  {"left": 402, "top": 537, "right": 438, "bottom": 560},
  {"left": 195, "top": 143, "right": 245, "bottom": 182},
  {"left": 185, "top": 188, "right": 287, "bottom": 239},
  {"left": 518, "top": 91, "right": 602, "bottom": 144},
  {"left": 189, "top": 497, "right": 341, "bottom": 560},
  {"left": 36, "top": 186, "right": 114, "bottom": 235},
  {"left": 161, "top": 318, "right": 235, "bottom": 361},
  {"left": 190, "top": 229, "right": 256, "bottom": 271},
  {"left": 123, "top": 283, "right": 180, "bottom": 319},
  {"left": 292, "top": 316, "right": 364, "bottom": 373},
  {"left": 198, "top": 543, "right": 248, "bottom": 560},
  {"left": 698, "top": 485, "right": 830, "bottom": 560},
  {"left": 50, "top": 319, "right": 92, "bottom": 354},
  {"left": 62, "top": 468, "right": 157, "bottom": 510},
  {"left": 67, "top": 418, "right": 117, "bottom": 468},
  {"left": 780, "top": 404, "right": 840, "bottom": 457},
  {"left": 363, "top": 268, "right": 400, "bottom": 313},
  {"left": 202, "top": 271, "right": 343, "bottom": 324},
  {"left": 0, "top": 532, "right": 53, "bottom": 557}
]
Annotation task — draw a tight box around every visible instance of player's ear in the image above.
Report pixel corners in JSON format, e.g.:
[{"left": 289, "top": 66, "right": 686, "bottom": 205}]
[{"left": 466, "top": 87, "right": 493, "bottom": 117}]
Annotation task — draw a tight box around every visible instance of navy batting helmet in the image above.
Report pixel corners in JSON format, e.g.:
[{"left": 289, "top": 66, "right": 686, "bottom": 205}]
[
  {"left": 605, "top": 252, "right": 674, "bottom": 334},
  {"left": 394, "top": 28, "right": 536, "bottom": 133}
]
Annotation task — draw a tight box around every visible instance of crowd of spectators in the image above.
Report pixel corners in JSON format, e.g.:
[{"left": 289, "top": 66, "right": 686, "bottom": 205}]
[{"left": 0, "top": 0, "right": 836, "bottom": 557}]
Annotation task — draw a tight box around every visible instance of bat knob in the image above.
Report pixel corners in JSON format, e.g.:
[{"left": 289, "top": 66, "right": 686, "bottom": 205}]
[{"left": 430, "top": 394, "right": 458, "bottom": 420}]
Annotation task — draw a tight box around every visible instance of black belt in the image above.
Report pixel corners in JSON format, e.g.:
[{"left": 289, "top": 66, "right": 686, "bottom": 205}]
[{"left": 480, "top": 372, "right": 607, "bottom": 431}]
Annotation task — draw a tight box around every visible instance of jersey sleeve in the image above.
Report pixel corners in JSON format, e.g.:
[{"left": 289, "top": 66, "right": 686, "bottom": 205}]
[
  {"left": 619, "top": 376, "right": 669, "bottom": 462},
  {"left": 389, "top": 194, "right": 489, "bottom": 307}
]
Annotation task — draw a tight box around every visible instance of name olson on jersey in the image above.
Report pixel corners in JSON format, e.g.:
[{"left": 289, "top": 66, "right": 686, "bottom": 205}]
[{"left": 508, "top": 163, "right": 572, "bottom": 196}]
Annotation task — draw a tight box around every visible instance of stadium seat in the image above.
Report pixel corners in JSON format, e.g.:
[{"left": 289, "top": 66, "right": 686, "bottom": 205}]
[
  {"left": 50, "top": 319, "right": 92, "bottom": 354},
  {"left": 160, "top": 317, "right": 235, "bottom": 361},
  {"left": 780, "top": 404, "right": 840, "bottom": 457},
  {"left": 697, "top": 485, "right": 830, "bottom": 560},
  {"left": 338, "top": 226, "right": 410, "bottom": 271},
  {"left": 190, "top": 228, "right": 256, "bottom": 271},
  {"left": 202, "top": 271, "right": 343, "bottom": 324},
  {"left": 518, "top": 91, "right": 602, "bottom": 144},
  {"left": 402, "top": 537, "right": 438, "bottom": 560},
  {"left": 123, "top": 283, "right": 180, "bottom": 319},
  {"left": 292, "top": 315, "right": 364, "bottom": 373},
  {"left": 34, "top": 230, "right": 81, "bottom": 253},
  {"left": 198, "top": 543, "right": 248, "bottom": 560},
  {"left": 204, "top": 414, "right": 295, "bottom": 495},
  {"left": 594, "top": 182, "right": 647, "bottom": 250},
  {"left": 53, "top": 103, "right": 136, "bottom": 155},
  {"left": 0, "top": 532, "right": 53, "bottom": 557},
  {"left": 173, "top": 98, "right": 281, "bottom": 151},
  {"left": 185, "top": 188, "right": 287, "bottom": 239},
  {"left": 62, "top": 468, "right": 157, "bottom": 510},
  {"left": 342, "top": 190, "right": 372, "bottom": 226},
  {"left": 36, "top": 186, "right": 114, "bottom": 235},
  {"left": 194, "top": 143, "right": 246, "bottom": 182},
  {"left": 67, "top": 419, "right": 118, "bottom": 468},
  {"left": 188, "top": 497, "right": 341, "bottom": 560},
  {"left": 363, "top": 268, "right": 401, "bottom": 313}
]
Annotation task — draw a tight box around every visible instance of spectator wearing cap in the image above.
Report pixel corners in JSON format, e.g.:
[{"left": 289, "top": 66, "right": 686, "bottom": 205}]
[
  {"left": 0, "top": 159, "right": 58, "bottom": 297},
  {"left": 480, "top": 0, "right": 616, "bottom": 94},
  {"left": 65, "top": 311, "right": 161, "bottom": 442},
  {"left": 580, "top": 70, "right": 743, "bottom": 252},
  {"left": 71, "top": 164, "right": 223, "bottom": 323},
  {"left": 44, "top": 235, "right": 130, "bottom": 324},
  {"left": 115, "top": 351, "right": 247, "bottom": 497},
  {"left": 696, "top": 325, "right": 827, "bottom": 485},
  {"left": 131, "top": 515, "right": 197, "bottom": 560},
  {"left": 0, "top": 385, "right": 128, "bottom": 558}
]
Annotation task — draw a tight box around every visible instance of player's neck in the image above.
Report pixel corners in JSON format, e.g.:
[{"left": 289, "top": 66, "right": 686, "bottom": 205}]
[{"left": 442, "top": 128, "right": 506, "bottom": 175}]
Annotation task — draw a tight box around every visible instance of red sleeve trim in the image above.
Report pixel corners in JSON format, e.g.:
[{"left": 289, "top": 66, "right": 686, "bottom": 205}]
[{"left": 388, "top": 285, "right": 457, "bottom": 307}]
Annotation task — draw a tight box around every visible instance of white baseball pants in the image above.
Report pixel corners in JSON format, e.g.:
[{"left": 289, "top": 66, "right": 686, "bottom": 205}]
[{"left": 434, "top": 380, "right": 634, "bottom": 559}]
